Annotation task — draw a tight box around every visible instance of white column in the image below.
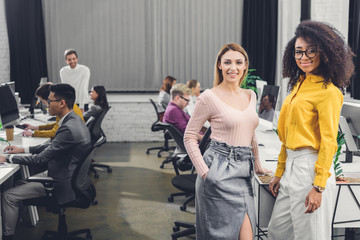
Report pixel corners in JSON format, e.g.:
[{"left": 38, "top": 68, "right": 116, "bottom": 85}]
[{"left": 0, "top": 0, "right": 10, "bottom": 84}]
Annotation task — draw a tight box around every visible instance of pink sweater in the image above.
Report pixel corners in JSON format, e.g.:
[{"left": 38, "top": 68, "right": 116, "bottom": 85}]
[{"left": 184, "top": 89, "right": 259, "bottom": 177}]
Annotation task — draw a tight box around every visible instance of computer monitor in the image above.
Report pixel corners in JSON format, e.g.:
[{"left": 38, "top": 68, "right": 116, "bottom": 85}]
[
  {"left": 340, "top": 101, "right": 360, "bottom": 162},
  {"left": 0, "top": 85, "right": 20, "bottom": 127},
  {"left": 341, "top": 101, "right": 360, "bottom": 137},
  {"left": 256, "top": 80, "right": 267, "bottom": 104},
  {"left": 258, "top": 85, "right": 280, "bottom": 123}
]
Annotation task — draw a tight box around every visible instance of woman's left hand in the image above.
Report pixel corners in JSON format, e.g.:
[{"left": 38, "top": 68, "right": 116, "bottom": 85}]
[
  {"left": 305, "top": 187, "right": 322, "bottom": 214},
  {"left": 255, "top": 167, "right": 272, "bottom": 175}
]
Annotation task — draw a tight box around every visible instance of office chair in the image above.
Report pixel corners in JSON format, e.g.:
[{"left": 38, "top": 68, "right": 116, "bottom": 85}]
[
  {"left": 87, "top": 107, "right": 112, "bottom": 179},
  {"left": 24, "top": 146, "right": 97, "bottom": 240},
  {"left": 168, "top": 126, "right": 212, "bottom": 240},
  {"left": 146, "top": 99, "right": 175, "bottom": 158},
  {"left": 162, "top": 123, "right": 211, "bottom": 210}
]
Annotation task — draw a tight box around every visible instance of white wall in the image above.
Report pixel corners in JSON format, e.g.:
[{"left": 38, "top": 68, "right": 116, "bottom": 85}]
[
  {"left": 102, "top": 93, "right": 164, "bottom": 142},
  {"left": 311, "top": 0, "right": 349, "bottom": 41},
  {"left": 0, "top": 0, "right": 10, "bottom": 84}
]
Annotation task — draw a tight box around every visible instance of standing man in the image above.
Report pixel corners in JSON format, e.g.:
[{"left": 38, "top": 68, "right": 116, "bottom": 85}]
[
  {"left": 60, "top": 49, "right": 90, "bottom": 112},
  {"left": 0, "top": 84, "right": 91, "bottom": 240}
]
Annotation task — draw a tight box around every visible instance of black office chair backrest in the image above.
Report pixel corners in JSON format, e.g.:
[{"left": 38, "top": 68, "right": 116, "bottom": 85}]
[
  {"left": 174, "top": 127, "right": 212, "bottom": 173},
  {"left": 199, "top": 127, "right": 212, "bottom": 154},
  {"left": 89, "top": 106, "right": 110, "bottom": 144},
  {"left": 149, "top": 99, "right": 161, "bottom": 123},
  {"left": 159, "top": 122, "right": 186, "bottom": 153},
  {"left": 71, "top": 146, "right": 96, "bottom": 208}
]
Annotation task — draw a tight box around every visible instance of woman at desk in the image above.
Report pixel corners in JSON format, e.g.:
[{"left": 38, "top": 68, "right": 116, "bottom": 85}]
[
  {"left": 83, "top": 85, "right": 109, "bottom": 122},
  {"left": 23, "top": 83, "right": 84, "bottom": 138},
  {"left": 158, "top": 76, "right": 176, "bottom": 113},
  {"left": 268, "top": 21, "right": 355, "bottom": 240},
  {"left": 184, "top": 43, "right": 269, "bottom": 240}
]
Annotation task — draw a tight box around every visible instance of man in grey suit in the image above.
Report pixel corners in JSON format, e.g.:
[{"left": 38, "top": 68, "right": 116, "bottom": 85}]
[{"left": 0, "top": 84, "right": 91, "bottom": 240}]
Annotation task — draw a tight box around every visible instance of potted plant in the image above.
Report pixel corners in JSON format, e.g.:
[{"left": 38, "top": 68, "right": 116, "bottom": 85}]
[
  {"left": 241, "top": 69, "right": 262, "bottom": 93},
  {"left": 334, "top": 132, "right": 347, "bottom": 182}
]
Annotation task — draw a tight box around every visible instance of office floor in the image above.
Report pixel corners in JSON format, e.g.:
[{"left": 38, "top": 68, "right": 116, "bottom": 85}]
[
  {"left": 11, "top": 142, "right": 360, "bottom": 240},
  {"left": 14, "top": 142, "right": 196, "bottom": 240}
]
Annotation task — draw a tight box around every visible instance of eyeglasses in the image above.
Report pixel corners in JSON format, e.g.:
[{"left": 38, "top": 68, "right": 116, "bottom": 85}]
[
  {"left": 47, "top": 99, "right": 62, "bottom": 105},
  {"left": 180, "top": 96, "right": 190, "bottom": 102},
  {"left": 294, "top": 49, "right": 317, "bottom": 60}
]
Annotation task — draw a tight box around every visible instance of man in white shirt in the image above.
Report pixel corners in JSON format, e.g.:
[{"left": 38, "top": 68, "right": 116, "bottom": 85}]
[{"left": 60, "top": 49, "right": 90, "bottom": 112}]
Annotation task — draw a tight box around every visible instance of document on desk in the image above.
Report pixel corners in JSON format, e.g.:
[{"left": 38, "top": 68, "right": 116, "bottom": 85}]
[{"left": 0, "top": 162, "right": 14, "bottom": 168}]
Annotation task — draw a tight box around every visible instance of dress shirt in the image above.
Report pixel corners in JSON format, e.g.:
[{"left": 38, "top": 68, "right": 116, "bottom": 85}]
[
  {"left": 275, "top": 75, "right": 343, "bottom": 188},
  {"left": 163, "top": 102, "right": 190, "bottom": 134}
]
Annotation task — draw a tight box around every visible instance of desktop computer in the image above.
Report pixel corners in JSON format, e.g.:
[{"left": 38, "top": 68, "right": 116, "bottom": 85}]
[
  {"left": 0, "top": 85, "right": 20, "bottom": 128},
  {"left": 257, "top": 85, "right": 280, "bottom": 130}
]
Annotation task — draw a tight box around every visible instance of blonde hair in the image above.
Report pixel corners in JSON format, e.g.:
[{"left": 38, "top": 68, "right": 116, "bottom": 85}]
[
  {"left": 213, "top": 43, "right": 249, "bottom": 87},
  {"left": 170, "top": 83, "right": 192, "bottom": 99}
]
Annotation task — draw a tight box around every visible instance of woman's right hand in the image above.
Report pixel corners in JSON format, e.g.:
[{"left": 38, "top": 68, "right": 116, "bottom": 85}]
[
  {"left": 202, "top": 172, "right": 207, "bottom": 181},
  {"left": 269, "top": 176, "right": 281, "bottom": 197},
  {"left": 24, "top": 124, "right": 38, "bottom": 130}
]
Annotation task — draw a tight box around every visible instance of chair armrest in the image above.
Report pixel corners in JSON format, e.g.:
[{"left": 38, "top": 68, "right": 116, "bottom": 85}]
[
  {"left": 28, "top": 176, "right": 58, "bottom": 195},
  {"left": 28, "top": 176, "right": 57, "bottom": 184}
]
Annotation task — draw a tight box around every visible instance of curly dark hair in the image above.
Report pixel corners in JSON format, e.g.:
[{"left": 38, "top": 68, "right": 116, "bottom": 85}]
[{"left": 282, "top": 20, "right": 355, "bottom": 92}]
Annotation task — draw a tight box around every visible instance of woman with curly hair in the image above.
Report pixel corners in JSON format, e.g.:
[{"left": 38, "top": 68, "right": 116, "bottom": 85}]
[
  {"left": 158, "top": 76, "right": 176, "bottom": 112},
  {"left": 268, "top": 20, "right": 354, "bottom": 240}
]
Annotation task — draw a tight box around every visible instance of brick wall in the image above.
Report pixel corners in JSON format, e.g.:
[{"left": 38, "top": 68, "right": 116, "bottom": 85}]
[
  {"left": 103, "top": 93, "right": 164, "bottom": 142},
  {"left": 0, "top": 0, "right": 10, "bottom": 84}
]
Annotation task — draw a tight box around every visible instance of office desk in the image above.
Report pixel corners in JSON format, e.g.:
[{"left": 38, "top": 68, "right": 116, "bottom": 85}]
[
  {"left": 0, "top": 164, "right": 20, "bottom": 240},
  {"left": 254, "top": 123, "right": 360, "bottom": 239},
  {"left": 0, "top": 115, "right": 52, "bottom": 234}
]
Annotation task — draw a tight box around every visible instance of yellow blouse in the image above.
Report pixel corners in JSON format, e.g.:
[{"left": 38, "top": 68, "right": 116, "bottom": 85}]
[
  {"left": 275, "top": 75, "right": 343, "bottom": 188},
  {"left": 33, "top": 104, "right": 84, "bottom": 138}
]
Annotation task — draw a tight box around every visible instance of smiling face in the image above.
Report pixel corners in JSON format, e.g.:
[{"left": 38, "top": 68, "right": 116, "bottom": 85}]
[
  {"left": 218, "top": 50, "right": 247, "bottom": 85},
  {"left": 294, "top": 37, "right": 321, "bottom": 76},
  {"left": 65, "top": 53, "right": 78, "bottom": 69}
]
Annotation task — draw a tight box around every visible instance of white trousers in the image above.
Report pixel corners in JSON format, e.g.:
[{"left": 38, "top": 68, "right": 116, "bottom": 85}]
[{"left": 268, "top": 148, "right": 336, "bottom": 240}]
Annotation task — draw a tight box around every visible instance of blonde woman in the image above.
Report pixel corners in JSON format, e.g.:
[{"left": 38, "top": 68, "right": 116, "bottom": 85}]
[{"left": 184, "top": 43, "right": 269, "bottom": 240}]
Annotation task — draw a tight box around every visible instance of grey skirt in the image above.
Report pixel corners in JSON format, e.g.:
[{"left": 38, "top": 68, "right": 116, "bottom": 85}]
[{"left": 195, "top": 140, "right": 256, "bottom": 240}]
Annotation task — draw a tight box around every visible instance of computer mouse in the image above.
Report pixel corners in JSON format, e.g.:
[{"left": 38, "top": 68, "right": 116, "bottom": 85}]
[
  {"left": 4, "top": 148, "right": 12, "bottom": 153},
  {"left": 16, "top": 124, "right": 27, "bottom": 129}
]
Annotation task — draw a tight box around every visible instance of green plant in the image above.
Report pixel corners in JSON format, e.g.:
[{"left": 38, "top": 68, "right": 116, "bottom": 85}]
[
  {"left": 333, "top": 132, "right": 346, "bottom": 179},
  {"left": 241, "top": 69, "right": 262, "bottom": 93},
  {"left": 273, "top": 129, "right": 278, "bottom": 135},
  {"left": 0, "top": 137, "right": 11, "bottom": 146}
]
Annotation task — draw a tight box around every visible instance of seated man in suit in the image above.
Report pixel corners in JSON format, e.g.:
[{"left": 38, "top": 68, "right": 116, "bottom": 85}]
[
  {"left": 163, "top": 83, "right": 202, "bottom": 141},
  {"left": 0, "top": 84, "right": 92, "bottom": 240},
  {"left": 22, "top": 82, "right": 84, "bottom": 138}
]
